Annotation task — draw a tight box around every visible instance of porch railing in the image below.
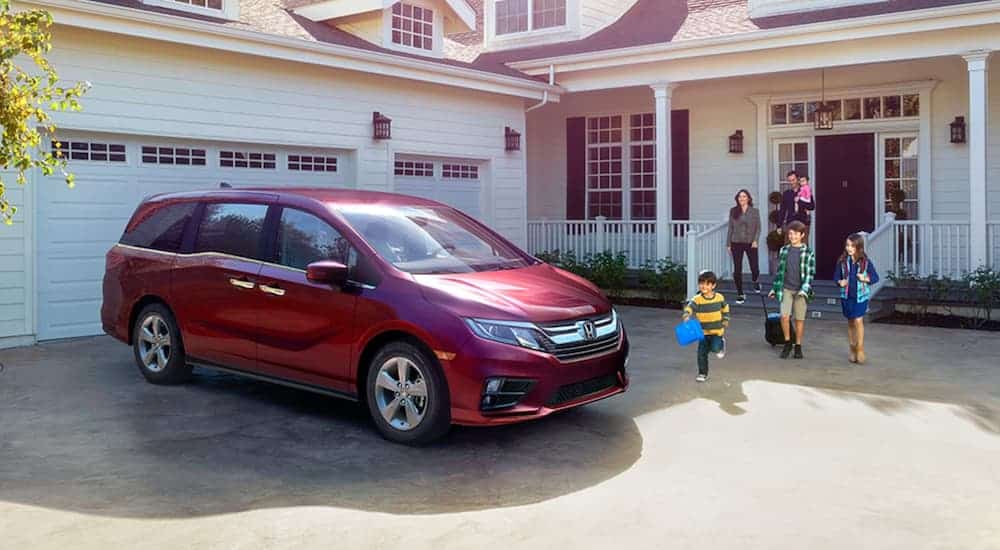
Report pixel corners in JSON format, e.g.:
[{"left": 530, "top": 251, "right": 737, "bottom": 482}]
[
  {"left": 525, "top": 218, "right": 715, "bottom": 268},
  {"left": 989, "top": 222, "right": 1000, "bottom": 270},
  {"left": 859, "top": 213, "right": 895, "bottom": 297},
  {"left": 685, "top": 219, "right": 731, "bottom": 298},
  {"left": 894, "top": 220, "right": 971, "bottom": 280}
]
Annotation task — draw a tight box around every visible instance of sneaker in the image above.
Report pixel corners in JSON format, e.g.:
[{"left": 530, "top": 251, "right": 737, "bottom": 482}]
[
  {"left": 794, "top": 345, "right": 804, "bottom": 359},
  {"left": 696, "top": 374, "right": 708, "bottom": 383},
  {"left": 735, "top": 295, "right": 746, "bottom": 305},
  {"left": 716, "top": 337, "right": 727, "bottom": 359},
  {"left": 753, "top": 281, "right": 762, "bottom": 294},
  {"left": 780, "top": 342, "right": 793, "bottom": 359}
]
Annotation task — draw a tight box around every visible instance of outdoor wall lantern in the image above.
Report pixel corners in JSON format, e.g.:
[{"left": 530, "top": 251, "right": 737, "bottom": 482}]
[
  {"left": 814, "top": 102, "right": 836, "bottom": 130},
  {"left": 505, "top": 126, "right": 521, "bottom": 151},
  {"left": 372, "top": 112, "right": 392, "bottom": 140},
  {"left": 728, "top": 130, "right": 744, "bottom": 154},
  {"left": 950, "top": 116, "right": 966, "bottom": 144}
]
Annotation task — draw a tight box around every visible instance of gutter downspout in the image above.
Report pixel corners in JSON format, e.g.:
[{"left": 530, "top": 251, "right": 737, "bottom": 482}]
[{"left": 526, "top": 64, "right": 555, "bottom": 112}]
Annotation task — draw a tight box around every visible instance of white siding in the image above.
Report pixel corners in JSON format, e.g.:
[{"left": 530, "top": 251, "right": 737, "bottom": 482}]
[
  {"left": 0, "top": 25, "right": 527, "bottom": 341},
  {"left": 580, "top": 0, "right": 637, "bottom": 37},
  {"left": 527, "top": 56, "right": 1000, "bottom": 224}
]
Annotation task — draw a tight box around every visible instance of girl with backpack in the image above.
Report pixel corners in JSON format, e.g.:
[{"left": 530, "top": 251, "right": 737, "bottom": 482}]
[{"left": 835, "top": 233, "right": 880, "bottom": 364}]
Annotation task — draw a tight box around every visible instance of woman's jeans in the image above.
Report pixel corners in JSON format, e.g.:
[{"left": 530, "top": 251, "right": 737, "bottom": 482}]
[{"left": 730, "top": 243, "right": 760, "bottom": 295}]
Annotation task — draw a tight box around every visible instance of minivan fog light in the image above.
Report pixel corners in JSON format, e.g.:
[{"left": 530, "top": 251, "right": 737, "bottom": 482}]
[{"left": 481, "top": 377, "right": 537, "bottom": 411}]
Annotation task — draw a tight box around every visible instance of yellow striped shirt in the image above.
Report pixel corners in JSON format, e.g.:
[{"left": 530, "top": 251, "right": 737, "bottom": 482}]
[{"left": 683, "top": 292, "right": 730, "bottom": 336}]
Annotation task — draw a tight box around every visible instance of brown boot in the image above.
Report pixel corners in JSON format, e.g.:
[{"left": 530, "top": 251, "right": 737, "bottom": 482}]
[
  {"left": 856, "top": 321, "right": 866, "bottom": 364},
  {"left": 847, "top": 323, "right": 858, "bottom": 363}
]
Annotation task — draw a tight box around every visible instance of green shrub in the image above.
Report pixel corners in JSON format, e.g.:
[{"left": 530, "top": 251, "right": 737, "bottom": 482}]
[
  {"left": 587, "top": 251, "right": 628, "bottom": 297},
  {"left": 638, "top": 259, "right": 687, "bottom": 305},
  {"left": 888, "top": 268, "right": 956, "bottom": 320},
  {"left": 536, "top": 250, "right": 590, "bottom": 278},
  {"left": 768, "top": 191, "right": 782, "bottom": 205},
  {"left": 766, "top": 230, "right": 784, "bottom": 252},
  {"left": 963, "top": 267, "right": 1000, "bottom": 328}
]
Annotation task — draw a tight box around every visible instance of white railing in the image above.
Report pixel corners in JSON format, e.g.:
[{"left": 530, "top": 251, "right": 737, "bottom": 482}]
[
  {"left": 894, "top": 220, "right": 971, "bottom": 280},
  {"left": 859, "top": 213, "right": 895, "bottom": 297},
  {"left": 989, "top": 222, "right": 1000, "bottom": 270},
  {"left": 525, "top": 218, "right": 715, "bottom": 268},
  {"left": 686, "top": 219, "right": 731, "bottom": 298}
]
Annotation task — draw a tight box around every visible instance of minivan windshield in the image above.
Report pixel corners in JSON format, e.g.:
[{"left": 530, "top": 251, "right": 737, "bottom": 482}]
[{"left": 333, "top": 203, "right": 534, "bottom": 275}]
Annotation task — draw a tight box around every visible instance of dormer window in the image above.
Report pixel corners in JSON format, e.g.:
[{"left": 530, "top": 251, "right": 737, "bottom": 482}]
[
  {"left": 495, "top": 0, "right": 565, "bottom": 35},
  {"left": 143, "top": 0, "right": 238, "bottom": 20},
  {"left": 392, "top": 3, "right": 434, "bottom": 51}
]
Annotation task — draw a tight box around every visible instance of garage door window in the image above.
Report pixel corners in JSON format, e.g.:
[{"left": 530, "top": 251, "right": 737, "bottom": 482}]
[
  {"left": 395, "top": 161, "right": 434, "bottom": 177},
  {"left": 142, "top": 146, "right": 207, "bottom": 166},
  {"left": 288, "top": 155, "right": 338, "bottom": 172},
  {"left": 52, "top": 141, "right": 126, "bottom": 162},
  {"left": 195, "top": 203, "right": 268, "bottom": 260},
  {"left": 442, "top": 164, "right": 478, "bottom": 179},
  {"left": 120, "top": 202, "right": 197, "bottom": 253},
  {"left": 220, "top": 151, "right": 276, "bottom": 169}
]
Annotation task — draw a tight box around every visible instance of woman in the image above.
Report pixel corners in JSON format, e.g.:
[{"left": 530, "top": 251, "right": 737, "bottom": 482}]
[{"left": 727, "top": 189, "right": 761, "bottom": 305}]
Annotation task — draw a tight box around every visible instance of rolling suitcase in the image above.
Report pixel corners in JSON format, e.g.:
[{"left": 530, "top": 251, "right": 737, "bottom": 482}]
[{"left": 762, "top": 294, "right": 794, "bottom": 346}]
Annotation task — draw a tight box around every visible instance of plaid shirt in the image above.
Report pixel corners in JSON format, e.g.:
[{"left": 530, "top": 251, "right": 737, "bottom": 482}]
[{"left": 771, "top": 244, "right": 816, "bottom": 302}]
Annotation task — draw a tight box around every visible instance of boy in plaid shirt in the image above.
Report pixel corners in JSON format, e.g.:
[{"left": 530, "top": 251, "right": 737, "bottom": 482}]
[
  {"left": 768, "top": 220, "right": 816, "bottom": 359},
  {"left": 683, "top": 270, "right": 730, "bottom": 382}
]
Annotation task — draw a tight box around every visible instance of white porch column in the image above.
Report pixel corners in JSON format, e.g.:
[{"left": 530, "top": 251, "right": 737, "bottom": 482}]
[
  {"left": 965, "top": 50, "right": 991, "bottom": 268},
  {"left": 651, "top": 82, "right": 677, "bottom": 260},
  {"left": 748, "top": 95, "right": 771, "bottom": 253}
]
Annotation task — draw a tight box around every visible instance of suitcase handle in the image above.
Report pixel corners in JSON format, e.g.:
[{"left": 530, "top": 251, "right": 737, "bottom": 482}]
[{"left": 760, "top": 293, "right": 771, "bottom": 316}]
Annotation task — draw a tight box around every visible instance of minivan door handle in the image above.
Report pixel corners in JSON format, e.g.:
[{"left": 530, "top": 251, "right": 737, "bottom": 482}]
[
  {"left": 229, "top": 277, "right": 256, "bottom": 290},
  {"left": 260, "top": 284, "right": 286, "bottom": 296}
]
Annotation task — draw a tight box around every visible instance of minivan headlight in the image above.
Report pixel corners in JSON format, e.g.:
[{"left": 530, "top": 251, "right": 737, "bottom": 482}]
[{"left": 465, "top": 318, "right": 545, "bottom": 351}]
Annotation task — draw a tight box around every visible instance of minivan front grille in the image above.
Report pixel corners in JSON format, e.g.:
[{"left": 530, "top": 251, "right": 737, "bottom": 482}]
[
  {"left": 547, "top": 374, "right": 618, "bottom": 406},
  {"left": 537, "top": 312, "right": 621, "bottom": 362}
]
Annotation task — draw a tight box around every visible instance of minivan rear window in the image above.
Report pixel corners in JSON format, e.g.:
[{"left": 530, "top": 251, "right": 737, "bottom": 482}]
[
  {"left": 121, "top": 202, "right": 196, "bottom": 253},
  {"left": 194, "top": 203, "right": 268, "bottom": 260}
]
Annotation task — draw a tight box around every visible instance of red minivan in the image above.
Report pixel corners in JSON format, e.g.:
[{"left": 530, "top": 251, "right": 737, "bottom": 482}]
[{"left": 102, "top": 187, "right": 628, "bottom": 444}]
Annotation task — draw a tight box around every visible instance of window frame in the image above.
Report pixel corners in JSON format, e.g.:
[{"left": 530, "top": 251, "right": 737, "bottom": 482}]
[
  {"left": 120, "top": 201, "right": 199, "bottom": 253},
  {"left": 390, "top": 1, "right": 435, "bottom": 52},
  {"left": 493, "top": 0, "right": 569, "bottom": 37},
  {"left": 878, "top": 133, "right": 919, "bottom": 223},
  {"left": 143, "top": 0, "right": 239, "bottom": 20}
]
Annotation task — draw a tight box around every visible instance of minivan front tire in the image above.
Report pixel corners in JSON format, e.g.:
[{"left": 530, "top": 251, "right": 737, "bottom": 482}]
[
  {"left": 132, "top": 303, "right": 192, "bottom": 385},
  {"left": 366, "top": 341, "right": 450, "bottom": 445}
]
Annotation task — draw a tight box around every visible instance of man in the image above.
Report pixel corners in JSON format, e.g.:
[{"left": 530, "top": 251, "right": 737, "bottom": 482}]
[{"left": 777, "top": 170, "right": 814, "bottom": 239}]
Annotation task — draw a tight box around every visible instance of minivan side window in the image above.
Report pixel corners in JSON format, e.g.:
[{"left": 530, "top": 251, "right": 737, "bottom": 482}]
[
  {"left": 195, "top": 203, "right": 268, "bottom": 260},
  {"left": 121, "top": 202, "right": 197, "bottom": 253},
  {"left": 277, "top": 208, "right": 351, "bottom": 270}
]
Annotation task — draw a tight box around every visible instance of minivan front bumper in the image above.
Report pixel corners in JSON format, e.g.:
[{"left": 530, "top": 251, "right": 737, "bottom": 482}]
[{"left": 444, "top": 329, "right": 629, "bottom": 426}]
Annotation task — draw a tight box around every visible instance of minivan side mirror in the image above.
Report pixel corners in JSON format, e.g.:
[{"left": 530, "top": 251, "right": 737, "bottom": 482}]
[{"left": 306, "top": 260, "right": 349, "bottom": 287}]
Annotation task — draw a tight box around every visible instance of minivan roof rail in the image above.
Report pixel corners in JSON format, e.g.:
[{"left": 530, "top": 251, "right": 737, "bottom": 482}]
[{"left": 219, "top": 182, "right": 232, "bottom": 188}]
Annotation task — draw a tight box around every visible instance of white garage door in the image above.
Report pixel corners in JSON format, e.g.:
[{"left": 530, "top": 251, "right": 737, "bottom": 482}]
[
  {"left": 36, "top": 132, "right": 350, "bottom": 340},
  {"left": 393, "top": 156, "right": 483, "bottom": 218}
]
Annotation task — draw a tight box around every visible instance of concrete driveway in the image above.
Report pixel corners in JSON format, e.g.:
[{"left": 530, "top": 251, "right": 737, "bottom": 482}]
[{"left": 1, "top": 307, "right": 998, "bottom": 549}]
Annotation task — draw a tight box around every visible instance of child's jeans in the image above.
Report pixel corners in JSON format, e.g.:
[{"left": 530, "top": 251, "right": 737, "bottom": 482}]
[{"left": 697, "top": 335, "right": 724, "bottom": 376}]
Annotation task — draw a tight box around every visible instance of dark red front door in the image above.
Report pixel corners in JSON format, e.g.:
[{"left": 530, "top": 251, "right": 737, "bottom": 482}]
[{"left": 814, "top": 133, "right": 875, "bottom": 280}]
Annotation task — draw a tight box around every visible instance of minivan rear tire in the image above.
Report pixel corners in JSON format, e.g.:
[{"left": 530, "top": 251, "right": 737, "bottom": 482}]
[
  {"left": 132, "top": 303, "right": 192, "bottom": 385},
  {"left": 366, "top": 341, "right": 450, "bottom": 445}
]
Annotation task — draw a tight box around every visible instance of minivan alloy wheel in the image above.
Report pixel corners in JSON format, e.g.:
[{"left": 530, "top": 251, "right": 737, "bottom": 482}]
[
  {"left": 374, "top": 357, "right": 428, "bottom": 431},
  {"left": 138, "top": 314, "right": 172, "bottom": 373}
]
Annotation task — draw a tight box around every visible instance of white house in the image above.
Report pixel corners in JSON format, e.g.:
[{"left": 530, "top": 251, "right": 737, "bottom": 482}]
[{"left": 1, "top": 0, "right": 998, "bottom": 347}]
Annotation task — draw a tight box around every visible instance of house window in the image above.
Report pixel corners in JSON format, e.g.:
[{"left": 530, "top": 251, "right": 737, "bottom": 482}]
[
  {"left": 442, "top": 164, "right": 478, "bottom": 179},
  {"left": 220, "top": 150, "right": 276, "bottom": 169},
  {"left": 169, "top": 0, "right": 222, "bottom": 9},
  {"left": 142, "top": 146, "right": 207, "bottom": 166},
  {"left": 394, "top": 160, "right": 434, "bottom": 177},
  {"left": 770, "top": 93, "right": 919, "bottom": 126},
  {"left": 629, "top": 113, "right": 656, "bottom": 220},
  {"left": 289, "top": 155, "right": 338, "bottom": 172},
  {"left": 882, "top": 136, "right": 918, "bottom": 221},
  {"left": 776, "top": 141, "right": 810, "bottom": 195},
  {"left": 586, "top": 115, "right": 623, "bottom": 219},
  {"left": 495, "top": 0, "right": 565, "bottom": 35},
  {"left": 392, "top": 3, "right": 433, "bottom": 51},
  {"left": 52, "top": 141, "right": 126, "bottom": 163}
]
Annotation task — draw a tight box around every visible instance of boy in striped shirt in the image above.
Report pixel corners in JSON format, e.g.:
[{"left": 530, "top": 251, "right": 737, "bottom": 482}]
[{"left": 683, "top": 270, "right": 731, "bottom": 382}]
